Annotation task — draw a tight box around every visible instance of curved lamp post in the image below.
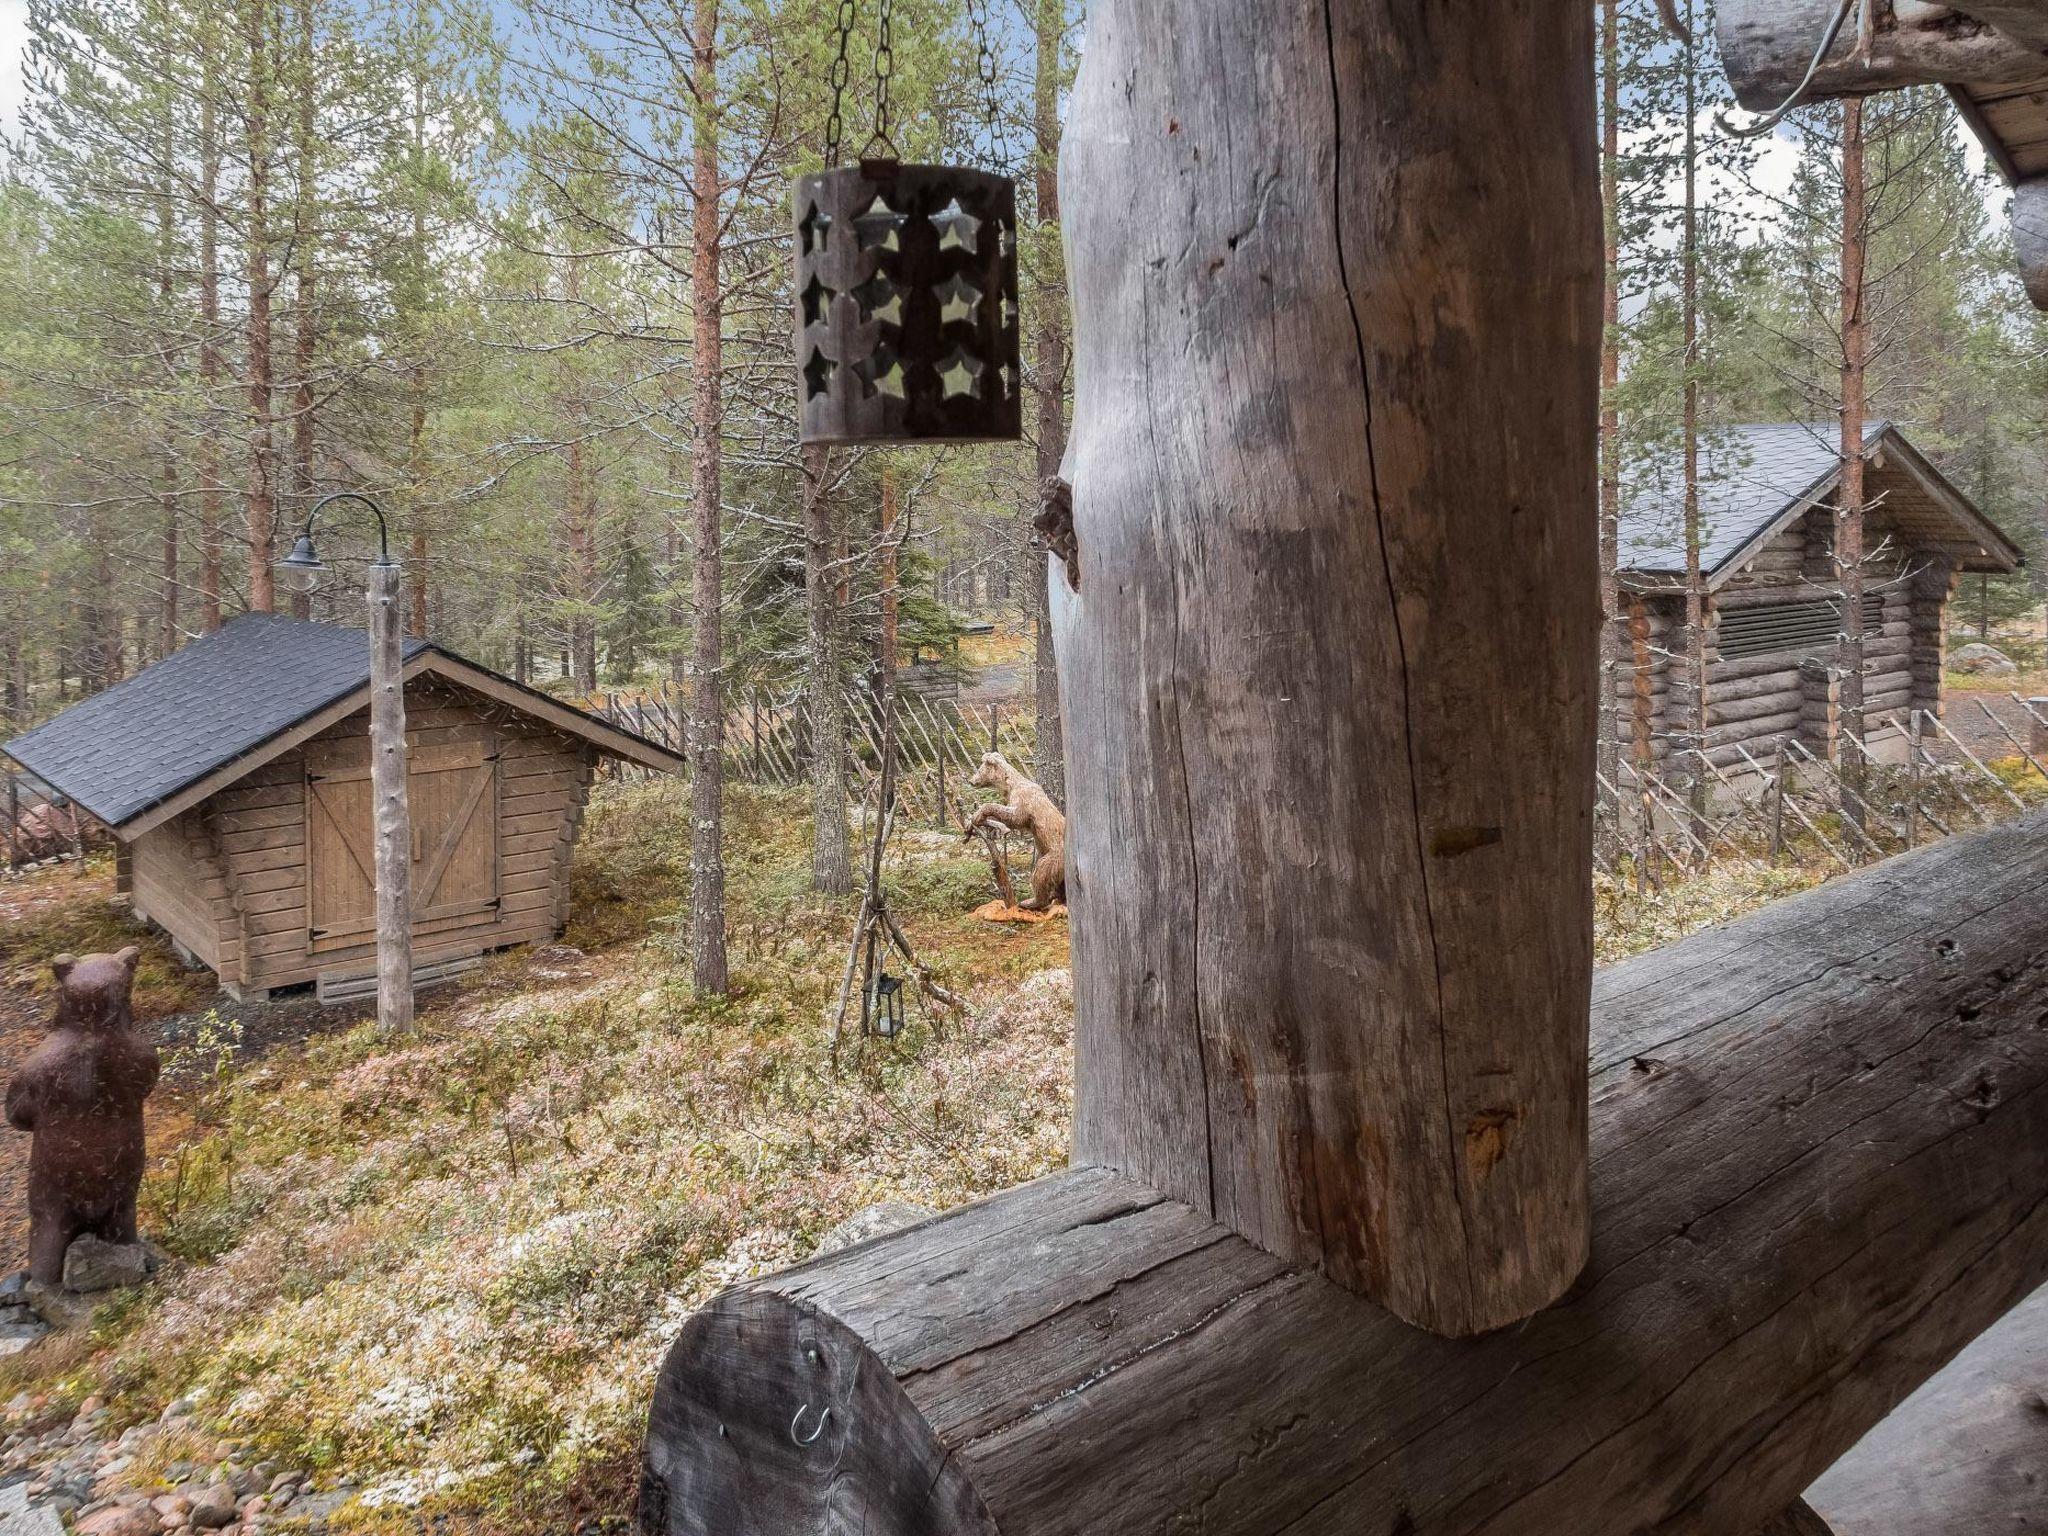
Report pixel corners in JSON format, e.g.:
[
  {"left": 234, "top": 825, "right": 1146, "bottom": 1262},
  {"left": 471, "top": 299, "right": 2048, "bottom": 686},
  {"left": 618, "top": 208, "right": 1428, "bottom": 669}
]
[{"left": 277, "top": 493, "right": 413, "bottom": 1034}]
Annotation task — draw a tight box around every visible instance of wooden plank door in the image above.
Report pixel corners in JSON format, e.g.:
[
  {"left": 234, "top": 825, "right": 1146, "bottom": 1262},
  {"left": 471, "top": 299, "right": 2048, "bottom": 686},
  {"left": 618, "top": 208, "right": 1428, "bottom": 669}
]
[
  {"left": 306, "top": 764, "right": 377, "bottom": 951},
  {"left": 306, "top": 734, "right": 500, "bottom": 952},
  {"left": 408, "top": 739, "right": 501, "bottom": 926}
]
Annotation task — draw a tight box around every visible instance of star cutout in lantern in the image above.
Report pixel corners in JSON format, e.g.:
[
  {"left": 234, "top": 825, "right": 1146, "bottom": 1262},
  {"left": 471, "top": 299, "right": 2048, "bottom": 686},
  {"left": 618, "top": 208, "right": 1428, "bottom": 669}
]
[
  {"left": 853, "top": 195, "right": 906, "bottom": 252},
  {"left": 801, "top": 275, "right": 834, "bottom": 328},
  {"left": 997, "top": 220, "right": 1016, "bottom": 259},
  {"left": 930, "top": 198, "right": 981, "bottom": 253},
  {"left": 935, "top": 272, "right": 983, "bottom": 326},
  {"left": 1002, "top": 295, "right": 1019, "bottom": 330},
  {"left": 852, "top": 272, "right": 903, "bottom": 326},
  {"left": 938, "top": 346, "right": 984, "bottom": 400},
  {"left": 799, "top": 204, "right": 833, "bottom": 257},
  {"left": 1000, "top": 362, "right": 1017, "bottom": 398},
  {"left": 856, "top": 346, "right": 909, "bottom": 401},
  {"left": 803, "top": 346, "right": 838, "bottom": 399}
]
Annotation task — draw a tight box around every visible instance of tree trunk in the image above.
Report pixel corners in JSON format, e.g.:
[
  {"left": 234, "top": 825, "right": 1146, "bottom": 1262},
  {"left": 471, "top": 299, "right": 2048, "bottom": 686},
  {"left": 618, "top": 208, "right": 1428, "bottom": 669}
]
[
  {"left": 1680, "top": 1, "right": 1709, "bottom": 840},
  {"left": 804, "top": 447, "right": 852, "bottom": 894},
  {"left": 157, "top": 102, "right": 180, "bottom": 660},
  {"left": 1598, "top": 0, "right": 1622, "bottom": 821},
  {"left": 369, "top": 560, "right": 413, "bottom": 1034},
  {"left": 1839, "top": 96, "right": 1869, "bottom": 828},
  {"left": 198, "top": 71, "right": 224, "bottom": 632},
  {"left": 687, "top": 0, "right": 728, "bottom": 996},
  {"left": 1029, "top": 0, "right": 1068, "bottom": 806},
  {"left": 879, "top": 461, "right": 899, "bottom": 685},
  {"left": 243, "top": 0, "right": 276, "bottom": 614},
  {"left": 287, "top": 0, "right": 317, "bottom": 623},
  {"left": 561, "top": 252, "right": 598, "bottom": 692},
  {"left": 1053, "top": 0, "right": 1600, "bottom": 1337},
  {"left": 409, "top": 387, "right": 429, "bottom": 636}
]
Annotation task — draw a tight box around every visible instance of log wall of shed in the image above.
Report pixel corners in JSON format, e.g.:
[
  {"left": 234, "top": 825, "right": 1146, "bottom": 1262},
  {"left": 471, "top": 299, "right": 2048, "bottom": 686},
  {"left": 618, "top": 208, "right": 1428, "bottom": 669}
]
[
  {"left": 124, "top": 677, "right": 594, "bottom": 994},
  {"left": 1620, "top": 498, "right": 1955, "bottom": 770}
]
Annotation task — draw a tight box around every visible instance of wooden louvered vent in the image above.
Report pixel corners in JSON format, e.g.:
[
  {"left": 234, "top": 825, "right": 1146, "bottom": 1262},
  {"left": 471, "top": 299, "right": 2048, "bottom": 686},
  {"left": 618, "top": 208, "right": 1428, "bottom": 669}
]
[{"left": 1717, "top": 595, "right": 1884, "bottom": 662}]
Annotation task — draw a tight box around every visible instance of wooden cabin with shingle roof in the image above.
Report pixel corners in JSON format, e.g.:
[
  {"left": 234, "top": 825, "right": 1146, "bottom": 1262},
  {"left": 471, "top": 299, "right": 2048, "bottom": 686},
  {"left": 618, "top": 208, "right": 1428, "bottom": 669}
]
[
  {"left": 1615, "top": 422, "right": 2022, "bottom": 774},
  {"left": 1, "top": 615, "right": 684, "bottom": 1001}
]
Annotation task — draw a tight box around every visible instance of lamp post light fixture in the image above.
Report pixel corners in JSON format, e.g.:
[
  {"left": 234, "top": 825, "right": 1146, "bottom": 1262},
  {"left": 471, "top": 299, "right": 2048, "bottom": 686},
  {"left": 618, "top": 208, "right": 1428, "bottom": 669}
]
[{"left": 277, "top": 492, "right": 413, "bottom": 1034}]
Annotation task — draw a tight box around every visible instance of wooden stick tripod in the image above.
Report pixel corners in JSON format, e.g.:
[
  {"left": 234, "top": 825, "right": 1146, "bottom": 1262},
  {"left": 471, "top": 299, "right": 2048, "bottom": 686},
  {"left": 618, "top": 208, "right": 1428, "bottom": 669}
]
[{"left": 831, "top": 685, "right": 964, "bottom": 1068}]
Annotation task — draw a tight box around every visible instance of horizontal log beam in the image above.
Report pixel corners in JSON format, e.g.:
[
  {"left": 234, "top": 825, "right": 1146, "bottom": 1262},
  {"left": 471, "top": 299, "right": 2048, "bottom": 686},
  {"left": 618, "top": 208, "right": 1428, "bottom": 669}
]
[
  {"left": 642, "top": 808, "right": 2048, "bottom": 1535},
  {"left": 1807, "top": 1279, "right": 2048, "bottom": 1532},
  {"left": 1719, "top": 1, "right": 2048, "bottom": 110}
]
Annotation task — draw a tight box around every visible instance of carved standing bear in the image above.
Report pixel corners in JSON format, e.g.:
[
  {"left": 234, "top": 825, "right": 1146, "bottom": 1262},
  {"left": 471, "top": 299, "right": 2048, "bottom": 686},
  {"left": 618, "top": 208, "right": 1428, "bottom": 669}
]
[
  {"left": 5, "top": 949, "right": 159, "bottom": 1285},
  {"left": 964, "top": 754, "right": 1068, "bottom": 912}
]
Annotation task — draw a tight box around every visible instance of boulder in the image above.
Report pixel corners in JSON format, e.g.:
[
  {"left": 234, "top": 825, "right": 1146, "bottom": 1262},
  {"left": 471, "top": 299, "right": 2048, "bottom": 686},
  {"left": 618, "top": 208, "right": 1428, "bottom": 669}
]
[
  {"left": 1952, "top": 643, "right": 2020, "bottom": 677},
  {"left": 61, "top": 1238, "right": 151, "bottom": 1294}
]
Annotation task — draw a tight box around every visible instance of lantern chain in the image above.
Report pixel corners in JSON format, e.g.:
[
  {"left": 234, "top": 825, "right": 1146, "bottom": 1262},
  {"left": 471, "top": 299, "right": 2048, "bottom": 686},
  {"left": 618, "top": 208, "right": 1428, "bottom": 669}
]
[
  {"left": 965, "top": 0, "right": 1009, "bottom": 172},
  {"left": 862, "top": 0, "right": 898, "bottom": 160},
  {"left": 825, "top": 0, "right": 857, "bottom": 165}
]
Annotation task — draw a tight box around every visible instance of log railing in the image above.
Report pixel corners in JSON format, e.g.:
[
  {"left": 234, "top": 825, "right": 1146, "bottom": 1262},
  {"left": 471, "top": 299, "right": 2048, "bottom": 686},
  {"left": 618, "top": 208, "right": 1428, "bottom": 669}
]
[{"left": 643, "top": 806, "right": 2048, "bottom": 1534}]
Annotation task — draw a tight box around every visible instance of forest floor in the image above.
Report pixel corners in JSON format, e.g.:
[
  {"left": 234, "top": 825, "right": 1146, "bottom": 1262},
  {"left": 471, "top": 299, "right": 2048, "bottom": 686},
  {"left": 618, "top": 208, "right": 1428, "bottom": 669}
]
[{"left": 0, "top": 765, "right": 1980, "bottom": 1533}]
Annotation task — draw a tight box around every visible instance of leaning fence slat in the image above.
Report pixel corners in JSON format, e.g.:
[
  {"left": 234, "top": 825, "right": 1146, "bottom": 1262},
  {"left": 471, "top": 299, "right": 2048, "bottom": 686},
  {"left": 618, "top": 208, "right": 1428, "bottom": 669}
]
[
  {"left": 1923, "top": 711, "right": 2027, "bottom": 812},
  {"left": 1734, "top": 743, "right": 1853, "bottom": 871},
  {"left": 1784, "top": 741, "right": 1888, "bottom": 862},
  {"left": 1975, "top": 699, "right": 2048, "bottom": 787}
]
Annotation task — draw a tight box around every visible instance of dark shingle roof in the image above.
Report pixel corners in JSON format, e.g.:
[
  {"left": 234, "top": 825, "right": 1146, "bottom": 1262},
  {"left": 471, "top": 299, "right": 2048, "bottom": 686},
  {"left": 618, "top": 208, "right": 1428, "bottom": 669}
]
[
  {"left": 1617, "top": 422, "right": 1888, "bottom": 578},
  {"left": 3, "top": 614, "right": 430, "bottom": 829}
]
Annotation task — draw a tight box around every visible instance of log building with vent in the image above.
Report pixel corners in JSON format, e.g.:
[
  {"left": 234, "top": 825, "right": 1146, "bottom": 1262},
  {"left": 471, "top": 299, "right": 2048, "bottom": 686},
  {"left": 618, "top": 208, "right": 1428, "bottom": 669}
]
[
  {"left": 0, "top": 615, "right": 684, "bottom": 1001},
  {"left": 1614, "top": 421, "right": 2022, "bottom": 774}
]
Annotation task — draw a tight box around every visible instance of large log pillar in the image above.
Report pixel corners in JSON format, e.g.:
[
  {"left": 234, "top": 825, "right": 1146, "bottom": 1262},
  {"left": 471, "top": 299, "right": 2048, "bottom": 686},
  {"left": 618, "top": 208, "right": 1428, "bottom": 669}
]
[{"left": 1052, "top": 0, "right": 1601, "bottom": 1336}]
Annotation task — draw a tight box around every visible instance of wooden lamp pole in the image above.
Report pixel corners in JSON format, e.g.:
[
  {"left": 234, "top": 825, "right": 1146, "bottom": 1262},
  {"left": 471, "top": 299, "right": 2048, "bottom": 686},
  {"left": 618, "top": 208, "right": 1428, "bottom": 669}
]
[{"left": 279, "top": 492, "right": 414, "bottom": 1034}]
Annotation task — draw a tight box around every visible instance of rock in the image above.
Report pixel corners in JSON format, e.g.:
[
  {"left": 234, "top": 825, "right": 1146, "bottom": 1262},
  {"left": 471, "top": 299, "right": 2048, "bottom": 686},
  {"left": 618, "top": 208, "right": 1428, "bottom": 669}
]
[
  {"left": 0, "top": 1328, "right": 44, "bottom": 1359},
  {"left": 158, "top": 1402, "right": 194, "bottom": 1425},
  {"left": 262, "top": 1475, "right": 295, "bottom": 1497},
  {"left": 0, "top": 1508, "right": 65, "bottom": 1536},
  {"left": 1952, "top": 643, "right": 2020, "bottom": 677},
  {"left": 188, "top": 1501, "right": 234, "bottom": 1530},
  {"left": 0, "top": 1277, "right": 27, "bottom": 1305},
  {"left": 24, "top": 1285, "right": 96, "bottom": 1332},
  {"left": 77, "top": 1507, "right": 157, "bottom": 1536},
  {"left": 61, "top": 1240, "right": 151, "bottom": 1295},
  {"left": 814, "top": 1202, "right": 939, "bottom": 1257},
  {"left": 0, "top": 1487, "right": 25, "bottom": 1518}
]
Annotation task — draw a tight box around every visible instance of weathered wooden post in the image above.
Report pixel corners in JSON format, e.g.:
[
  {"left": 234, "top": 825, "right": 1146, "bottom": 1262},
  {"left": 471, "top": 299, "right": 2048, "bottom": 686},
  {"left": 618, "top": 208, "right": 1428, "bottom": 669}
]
[
  {"left": 2029, "top": 697, "right": 2048, "bottom": 760},
  {"left": 1052, "top": 0, "right": 1600, "bottom": 1336},
  {"left": 368, "top": 557, "right": 414, "bottom": 1035}
]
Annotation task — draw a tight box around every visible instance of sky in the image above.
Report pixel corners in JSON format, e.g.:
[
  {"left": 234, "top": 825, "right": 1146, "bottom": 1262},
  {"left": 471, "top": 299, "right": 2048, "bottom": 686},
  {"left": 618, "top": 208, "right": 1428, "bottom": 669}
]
[{"left": 0, "top": 0, "right": 24, "bottom": 145}]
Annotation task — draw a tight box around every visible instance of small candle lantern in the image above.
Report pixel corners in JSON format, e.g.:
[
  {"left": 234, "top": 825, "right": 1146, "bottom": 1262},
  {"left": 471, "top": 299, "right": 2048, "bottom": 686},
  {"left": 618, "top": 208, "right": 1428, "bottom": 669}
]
[{"left": 796, "top": 160, "right": 1022, "bottom": 445}]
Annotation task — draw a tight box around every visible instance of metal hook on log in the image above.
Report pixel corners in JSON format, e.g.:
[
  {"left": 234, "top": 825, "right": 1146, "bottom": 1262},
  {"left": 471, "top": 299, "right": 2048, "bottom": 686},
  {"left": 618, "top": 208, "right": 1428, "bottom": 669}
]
[{"left": 790, "top": 1404, "right": 832, "bottom": 1446}]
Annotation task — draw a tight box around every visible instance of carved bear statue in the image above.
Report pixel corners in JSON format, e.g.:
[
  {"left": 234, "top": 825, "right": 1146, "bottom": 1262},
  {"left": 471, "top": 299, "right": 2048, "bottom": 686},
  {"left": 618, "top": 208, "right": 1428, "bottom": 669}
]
[
  {"left": 5, "top": 949, "right": 160, "bottom": 1285},
  {"left": 965, "top": 754, "right": 1068, "bottom": 912}
]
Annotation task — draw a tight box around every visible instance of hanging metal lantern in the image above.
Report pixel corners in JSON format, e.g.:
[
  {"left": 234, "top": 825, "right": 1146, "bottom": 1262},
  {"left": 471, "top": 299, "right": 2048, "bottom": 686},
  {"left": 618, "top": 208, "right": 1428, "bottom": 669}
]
[
  {"left": 795, "top": 160, "right": 1022, "bottom": 445},
  {"left": 793, "top": 0, "right": 1021, "bottom": 446}
]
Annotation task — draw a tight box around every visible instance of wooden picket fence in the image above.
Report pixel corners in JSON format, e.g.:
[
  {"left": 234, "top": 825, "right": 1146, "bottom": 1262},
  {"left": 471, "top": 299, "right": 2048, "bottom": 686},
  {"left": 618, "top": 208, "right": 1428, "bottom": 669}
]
[
  {"left": 1596, "top": 697, "right": 2048, "bottom": 887},
  {"left": 1, "top": 766, "right": 87, "bottom": 878},
  {"left": 596, "top": 682, "right": 1041, "bottom": 832}
]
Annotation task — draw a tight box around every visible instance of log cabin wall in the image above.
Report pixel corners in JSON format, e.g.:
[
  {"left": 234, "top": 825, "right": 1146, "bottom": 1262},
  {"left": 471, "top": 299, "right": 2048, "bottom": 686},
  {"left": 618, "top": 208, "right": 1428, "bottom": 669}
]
[
  {"left": 1623, "top": 485, "right": 1952, "bottom": 774},
  {"left": 130, "top": 677, "right": 594, "bottom": 996}
]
